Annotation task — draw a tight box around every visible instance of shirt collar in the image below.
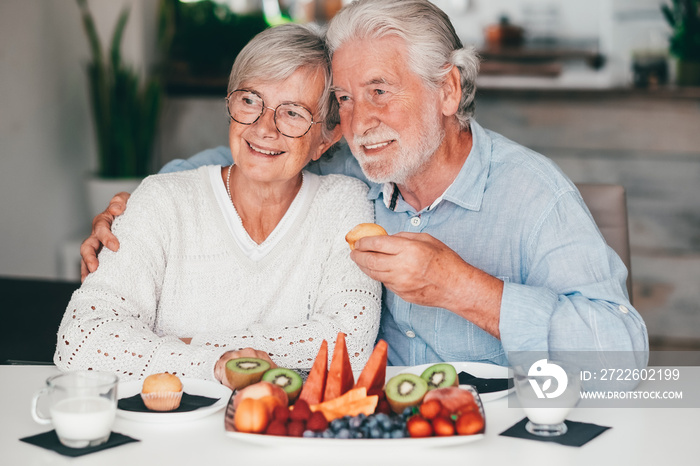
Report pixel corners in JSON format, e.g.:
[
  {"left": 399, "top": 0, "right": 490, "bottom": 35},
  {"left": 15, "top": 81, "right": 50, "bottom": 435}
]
[{"left": 366, "top": 119, "right": 492, "bottom": 212}]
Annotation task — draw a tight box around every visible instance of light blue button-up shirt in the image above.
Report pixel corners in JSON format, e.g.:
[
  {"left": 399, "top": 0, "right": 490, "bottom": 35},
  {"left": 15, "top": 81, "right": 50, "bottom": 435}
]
[{"left": 161, "top": 120, "right": 648, "bottom": 368}]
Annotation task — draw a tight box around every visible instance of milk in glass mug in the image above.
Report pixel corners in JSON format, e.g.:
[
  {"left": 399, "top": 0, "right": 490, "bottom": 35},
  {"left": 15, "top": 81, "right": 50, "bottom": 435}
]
[{"left": 31, "top": 370, "right": 118, "bottom": 448}]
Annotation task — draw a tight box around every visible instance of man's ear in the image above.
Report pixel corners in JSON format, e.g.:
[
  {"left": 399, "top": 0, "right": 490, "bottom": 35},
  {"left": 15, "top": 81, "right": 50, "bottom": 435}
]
[
  {"left": 312, "top": 124, "right": 343, "bottom": 161},
  {"left": 440, "top": 65, "right": 462, "bottom": 117}
]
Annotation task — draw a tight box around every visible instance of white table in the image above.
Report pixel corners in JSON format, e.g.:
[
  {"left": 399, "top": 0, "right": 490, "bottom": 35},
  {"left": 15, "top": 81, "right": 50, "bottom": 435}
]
[{"left": 2, "top": 365, "right": 695, "bottom": 465}]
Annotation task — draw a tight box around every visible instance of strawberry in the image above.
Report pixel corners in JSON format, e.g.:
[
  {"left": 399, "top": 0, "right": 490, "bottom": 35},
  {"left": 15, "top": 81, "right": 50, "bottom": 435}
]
[
  {"left": 431, "top": 416, "right": 455, "bottom": 436},
  {"left": 376, "top": 398, "right": 392, "bottom": 415},
  {"left": 287, "top": 420, "right": 306, "bottom": 437},
  {"left": 457, "top": 401, "right": 479, "bottom": 415},
  {"left": 306, "top": 411, "right": 329, "bottom": 432},
  {"left": 265, "top": 419, "right": 288, "bottom": 436},
  {"left": 419, "top": 399, "right": 443, "bottom": 420},
  {"left": 290, "top": 399, "right": 311, "bottom": 422},
  {"left": 406, "top": 414, "right": 433, "bottom": 438},
  {"left": 272, "top": 405, "right": 289, "bottom": 423},
  {"left": 455, "top": 411, "right": 485, "bottom": 435}
]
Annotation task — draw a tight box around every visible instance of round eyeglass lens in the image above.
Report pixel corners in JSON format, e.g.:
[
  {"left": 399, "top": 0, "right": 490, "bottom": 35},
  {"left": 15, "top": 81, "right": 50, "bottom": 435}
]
[
  {"left": 275, "top": 104, "right": 313, "bottom": 138},
  {"left": 228, "top": 90, "right": 315, "bottom": 138},
  {"left": 228, "top": 91, "right": 263, "bottom": 124}
]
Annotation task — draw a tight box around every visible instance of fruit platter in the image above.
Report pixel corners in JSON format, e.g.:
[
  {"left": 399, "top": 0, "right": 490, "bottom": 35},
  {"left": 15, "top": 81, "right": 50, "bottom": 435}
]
[{"left": 224, "top": 333, "right": 486, "bottom": 445}]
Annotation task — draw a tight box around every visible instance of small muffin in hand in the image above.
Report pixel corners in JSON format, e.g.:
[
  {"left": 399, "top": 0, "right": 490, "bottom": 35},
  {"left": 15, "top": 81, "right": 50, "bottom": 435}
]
[
  {"left": 345, "top": 223, "right": 388, "bottom": 250},
  {"left": 141, "top": 373, "right": 183, "bottom": 411}
]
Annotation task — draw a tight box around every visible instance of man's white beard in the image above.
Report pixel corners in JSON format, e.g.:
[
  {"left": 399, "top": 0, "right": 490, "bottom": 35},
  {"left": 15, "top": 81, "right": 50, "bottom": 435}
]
[{"left": 353, "top": 111, "right": 445, "bottom": 186}]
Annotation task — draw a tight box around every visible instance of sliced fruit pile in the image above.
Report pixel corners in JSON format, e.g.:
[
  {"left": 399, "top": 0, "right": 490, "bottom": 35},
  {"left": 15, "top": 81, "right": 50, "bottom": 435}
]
[{"left": 227, "top": 332, "right": 485, "bottom": 439}]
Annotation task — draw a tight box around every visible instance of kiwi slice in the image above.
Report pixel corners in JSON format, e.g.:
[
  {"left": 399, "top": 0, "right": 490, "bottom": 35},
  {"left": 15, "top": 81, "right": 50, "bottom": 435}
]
[
  {"left": 384, "top": 373, "right": 429, "bottom": 414},
  {"left": 261, "top": 368, "right": 303, "bottom": 403},
  {"left": 420, "top": 363, "right": 458, "bottom": 389},
  {"left": 225, "top": 357, "right": 271, "bottom": 390}
]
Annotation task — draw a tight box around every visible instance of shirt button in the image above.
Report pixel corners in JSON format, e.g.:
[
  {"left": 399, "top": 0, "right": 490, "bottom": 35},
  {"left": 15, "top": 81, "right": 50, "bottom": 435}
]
[
  {"left": 405, "top": 330, "right": 416, "bottom": 338},
  {"left": 618, "top": 305, "right": 630, "bottom": 314},
  {"left": 410, "top": 216, "right": 421, "bottom": 226}
]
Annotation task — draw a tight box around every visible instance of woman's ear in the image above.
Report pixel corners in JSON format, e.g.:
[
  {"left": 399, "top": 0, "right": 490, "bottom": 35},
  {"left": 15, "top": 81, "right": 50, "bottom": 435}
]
[
  {"left": 440, "top": 65, "right": 462, "bottom": 117},
  {"left": 312, "top": 124, "right": 343, "bottom": 161}
]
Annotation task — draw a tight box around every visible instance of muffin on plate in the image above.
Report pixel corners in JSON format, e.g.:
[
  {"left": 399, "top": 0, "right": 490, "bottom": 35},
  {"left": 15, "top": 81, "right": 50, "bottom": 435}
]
[{"left": 141, "top": 372, "right": 183, "bottom": 411}]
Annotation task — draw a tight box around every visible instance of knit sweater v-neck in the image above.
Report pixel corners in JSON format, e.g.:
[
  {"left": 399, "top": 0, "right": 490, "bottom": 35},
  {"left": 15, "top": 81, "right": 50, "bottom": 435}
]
[{"left": 55, "top": 166, "right": 381, "bottom": 381}]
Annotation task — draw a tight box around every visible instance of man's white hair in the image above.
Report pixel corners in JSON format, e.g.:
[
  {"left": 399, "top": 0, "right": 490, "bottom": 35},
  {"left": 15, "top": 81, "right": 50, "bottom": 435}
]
[{"left": 325, "top": 0, "right": 479, "bottom": 129}]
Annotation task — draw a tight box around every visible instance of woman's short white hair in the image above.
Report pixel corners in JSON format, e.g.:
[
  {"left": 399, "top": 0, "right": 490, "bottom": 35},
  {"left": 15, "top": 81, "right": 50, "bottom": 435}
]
[
  {"left": 227, "top": 23, "right": 339, "bottom": 141},
  {"left": 326, "top": 0, "right": 479, "bottom": 129}
]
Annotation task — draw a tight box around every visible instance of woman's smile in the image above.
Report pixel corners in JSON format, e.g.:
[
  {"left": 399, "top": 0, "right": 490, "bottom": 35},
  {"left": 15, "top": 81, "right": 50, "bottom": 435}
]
[{"left": 246, "top": 140, "right": 285, "bottom": 157}]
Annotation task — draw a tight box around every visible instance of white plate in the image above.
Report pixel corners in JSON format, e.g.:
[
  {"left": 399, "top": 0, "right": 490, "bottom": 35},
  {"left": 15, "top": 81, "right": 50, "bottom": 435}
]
[
  {"left": 224, "top": 375, "right": 487, "bottom": 446},
  {"left": 390, "top": 361, "right": 512, "bottom": 402},
  {"left": 225, "top": 430, "right": 484, "bottom": 447},
  {"left": 117, "top": 378, "right": 232, "bottom": 423}
]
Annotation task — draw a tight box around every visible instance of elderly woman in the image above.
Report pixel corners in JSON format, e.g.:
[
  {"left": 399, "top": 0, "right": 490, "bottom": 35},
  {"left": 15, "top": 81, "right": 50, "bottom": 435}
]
[{"left": 55, "top": 24, "right": 381, "bottom": 386}]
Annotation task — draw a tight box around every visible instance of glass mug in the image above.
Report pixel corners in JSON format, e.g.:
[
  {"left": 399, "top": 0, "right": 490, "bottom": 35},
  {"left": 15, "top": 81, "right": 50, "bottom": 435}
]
[
  {"left": 513, "top": 360, "right": 581, "bottom": 437},
  {"left": 31, "top": 371, "right": 118, "bottom": 448}
]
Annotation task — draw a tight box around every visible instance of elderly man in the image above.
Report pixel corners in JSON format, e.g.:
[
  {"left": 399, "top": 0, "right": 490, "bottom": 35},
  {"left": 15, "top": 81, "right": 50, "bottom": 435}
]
[{"left": 82, "top": 0, "right": 647, "bottom": 368}]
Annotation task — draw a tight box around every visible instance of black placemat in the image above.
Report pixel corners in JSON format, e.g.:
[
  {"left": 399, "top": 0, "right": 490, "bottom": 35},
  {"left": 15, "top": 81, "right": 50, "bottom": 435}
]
[
  {"left": 458, "top": 371, "right": 513, "bottom": 393},
  {"left": 20, "top": 430, "right": 139, "bottom": 457},
  {"left": 500, "top": 418, "right": 611, "bottom": 446},
  {"left": 118, "top": 392, "right": 220, "bottom": 413}
]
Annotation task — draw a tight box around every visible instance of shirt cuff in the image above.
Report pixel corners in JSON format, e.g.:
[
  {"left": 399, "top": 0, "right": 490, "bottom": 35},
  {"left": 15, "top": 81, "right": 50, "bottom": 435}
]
[{"left": 498, "top": 281, "right": 558, "bottom": 354}]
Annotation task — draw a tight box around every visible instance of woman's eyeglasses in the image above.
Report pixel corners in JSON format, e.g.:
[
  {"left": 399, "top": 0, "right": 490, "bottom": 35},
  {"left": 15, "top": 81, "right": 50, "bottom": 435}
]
[{"left": 226, "top": 89, "right": 321, "bottom": 138}]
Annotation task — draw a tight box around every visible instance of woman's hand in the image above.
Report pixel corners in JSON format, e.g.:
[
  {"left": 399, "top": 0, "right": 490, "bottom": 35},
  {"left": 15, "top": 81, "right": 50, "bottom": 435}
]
[
  {"left": 214, "top": 347, "right": 277, "bottom": 390},
  {"left": 80, "top": 192, "right": 131, "bottom": 282}
]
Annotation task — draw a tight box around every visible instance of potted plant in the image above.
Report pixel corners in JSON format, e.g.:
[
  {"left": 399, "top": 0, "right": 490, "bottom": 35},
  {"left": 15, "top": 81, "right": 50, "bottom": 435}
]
[
  {"left": 662, "top": 0, "right": 700, "bottom": 86},
  {"left": 76, "top": 0, "right": 168, "bottom": 215}
]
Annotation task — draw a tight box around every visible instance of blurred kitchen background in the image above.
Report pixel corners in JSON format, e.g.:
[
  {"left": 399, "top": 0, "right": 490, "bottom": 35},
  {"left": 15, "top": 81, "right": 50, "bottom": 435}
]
[{"left": 1, "top": 0, "right": 699, "bottom": 352}]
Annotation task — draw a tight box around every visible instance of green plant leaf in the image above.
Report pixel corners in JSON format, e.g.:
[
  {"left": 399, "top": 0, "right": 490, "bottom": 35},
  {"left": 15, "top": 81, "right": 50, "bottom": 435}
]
[{"left": 75, "top": 0, "right": 163, "bottom": 178}]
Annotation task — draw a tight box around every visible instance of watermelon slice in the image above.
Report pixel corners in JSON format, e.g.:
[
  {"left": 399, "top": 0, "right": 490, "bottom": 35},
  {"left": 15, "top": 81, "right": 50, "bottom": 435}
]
[
  {"left": 323, "top": 332, "right": 355, "bottom": 401},
  {"left": 354, "top": 339, "right": 388, "bottom": 397},
  {"left": 297, "top": 339, "right": 328, "bottom": 406}
]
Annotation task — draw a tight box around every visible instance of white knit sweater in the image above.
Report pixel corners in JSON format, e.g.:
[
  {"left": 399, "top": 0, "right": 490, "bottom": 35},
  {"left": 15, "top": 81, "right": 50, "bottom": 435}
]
[{"left": 55, "top": 167, "right": 381, "bottom": 381}]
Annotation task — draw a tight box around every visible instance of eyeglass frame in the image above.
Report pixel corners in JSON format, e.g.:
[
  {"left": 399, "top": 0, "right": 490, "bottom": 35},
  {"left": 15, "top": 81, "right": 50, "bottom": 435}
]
[{"left": 225, "top": 89, "right": 322, "bottom": 138}]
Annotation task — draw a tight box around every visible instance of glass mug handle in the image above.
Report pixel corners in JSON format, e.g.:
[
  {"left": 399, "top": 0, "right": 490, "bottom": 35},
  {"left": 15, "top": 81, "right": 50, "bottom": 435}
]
[{"left": 31, "top": 387, "right": 52, "bottom": 425}]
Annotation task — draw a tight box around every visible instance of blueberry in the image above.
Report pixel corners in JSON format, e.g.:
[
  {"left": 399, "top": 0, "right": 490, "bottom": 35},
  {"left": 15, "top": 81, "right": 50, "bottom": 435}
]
[
  {"left": 374, "top": 413, "right": 390, "bottom": 423},
  {"left": 330, "top": 418, "right": 348, "bottom": 432},
  {"left": 369, "top": 427, "right": 382, "bottom": 438},
  {"left": 391, "top": 429, "right": 405, "bottom": 439},
  {"left": 349, "top": 416, "right": 363, "bottom": 429},
  {"left": 379, "top": 417, "right": 393, "bottom": 431},
  {"left": 302, "top": 430, "right": 316, "bottom": 438},
  {"left": 321, "top": 429, "right": 334, "bottom": 438},
  {"left": 337, "top": 428, "right": 351, "bottom": 439}
]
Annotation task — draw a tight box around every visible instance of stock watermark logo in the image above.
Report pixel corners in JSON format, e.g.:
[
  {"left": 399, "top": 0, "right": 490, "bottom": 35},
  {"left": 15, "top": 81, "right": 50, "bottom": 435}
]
[{"left": 528, "top": 359, "right": 568, "bottom": 399}]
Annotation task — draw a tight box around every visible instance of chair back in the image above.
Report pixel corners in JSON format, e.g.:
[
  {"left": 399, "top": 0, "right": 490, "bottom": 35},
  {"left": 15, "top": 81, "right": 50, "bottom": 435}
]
[{"left": 575, "top": 183, "right": 632, "bottom": 301}]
